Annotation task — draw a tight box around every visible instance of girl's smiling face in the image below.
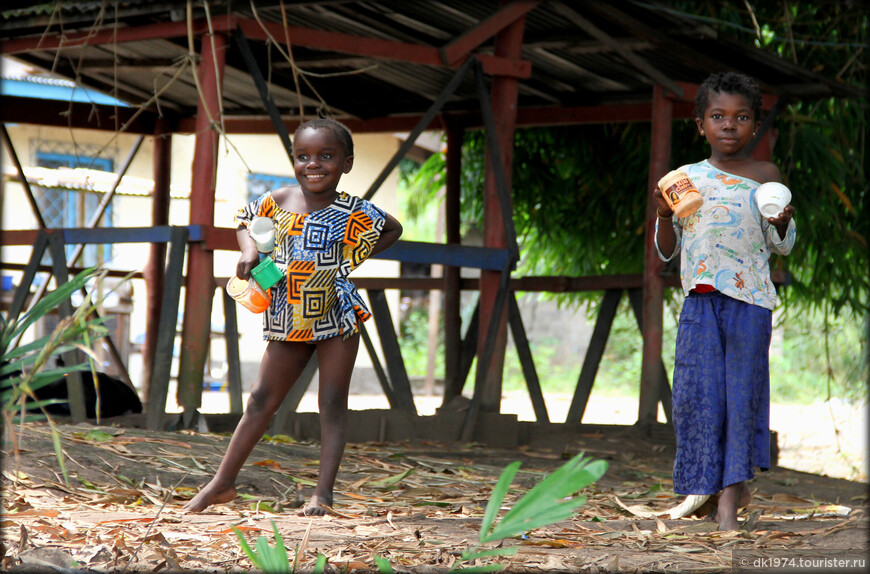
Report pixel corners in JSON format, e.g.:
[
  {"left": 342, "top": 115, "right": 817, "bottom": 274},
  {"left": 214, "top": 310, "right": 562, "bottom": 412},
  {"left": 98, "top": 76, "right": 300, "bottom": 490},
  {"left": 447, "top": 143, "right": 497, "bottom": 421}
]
[
  {"left": 696, "top": 91, "right": 761, "bottom": 157},
  {"left": 292, "top": 127, "right": 354, "bottom": 197}
]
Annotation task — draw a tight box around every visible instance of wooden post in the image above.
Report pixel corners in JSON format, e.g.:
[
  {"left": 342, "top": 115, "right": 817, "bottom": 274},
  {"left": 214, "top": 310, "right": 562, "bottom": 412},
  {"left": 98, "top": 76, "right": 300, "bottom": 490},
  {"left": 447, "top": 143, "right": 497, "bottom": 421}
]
[
  {"left": 141, "top": 124, "right": 172, "bottom": 408},
  {"left": 638, "top": 85, "right": 672, "bottom": 428},
  {"left": 442, "top": 118, "right": 464, "bottom": 405},
  {"left": 178, "top": 33, "right": 226, "bottom": 414},
  {"left": 476, "top": 7, "right": 525, "bottom": 413}
]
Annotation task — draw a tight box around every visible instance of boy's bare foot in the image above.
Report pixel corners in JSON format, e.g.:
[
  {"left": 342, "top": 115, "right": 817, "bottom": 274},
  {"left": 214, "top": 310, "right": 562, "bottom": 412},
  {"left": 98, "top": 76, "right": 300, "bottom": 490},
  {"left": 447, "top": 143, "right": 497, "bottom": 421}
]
[
  {"left": 183, "top": 483, "right": 237, "bottom": 512},
  {"left": 300, "top": 494, "right": 332, "bottom": 516}
]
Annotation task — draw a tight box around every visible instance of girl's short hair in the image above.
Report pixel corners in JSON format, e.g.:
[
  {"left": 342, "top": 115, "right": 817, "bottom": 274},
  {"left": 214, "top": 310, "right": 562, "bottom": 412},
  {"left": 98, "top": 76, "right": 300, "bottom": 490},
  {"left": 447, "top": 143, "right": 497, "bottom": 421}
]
[
  {"left": 294, "top": 117, "right": 354, "bottom": 156},
  {"left": 694, "top": 72, "right": 762, "bottom": 121}
]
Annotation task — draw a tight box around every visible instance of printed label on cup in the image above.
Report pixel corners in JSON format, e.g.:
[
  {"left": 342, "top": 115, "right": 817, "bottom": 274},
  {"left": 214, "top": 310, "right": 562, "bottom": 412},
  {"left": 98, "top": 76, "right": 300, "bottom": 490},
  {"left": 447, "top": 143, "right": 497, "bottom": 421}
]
[{"left": 658, "top": 170, "right": 703, "bottom": 217}]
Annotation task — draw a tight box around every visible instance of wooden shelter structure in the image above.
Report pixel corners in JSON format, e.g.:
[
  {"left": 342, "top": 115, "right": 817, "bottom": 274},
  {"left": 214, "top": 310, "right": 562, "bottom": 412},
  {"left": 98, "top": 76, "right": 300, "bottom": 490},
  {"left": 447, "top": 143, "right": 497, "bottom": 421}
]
[{"left": 1, "top": 1, "right": 862, "bottom": 442}]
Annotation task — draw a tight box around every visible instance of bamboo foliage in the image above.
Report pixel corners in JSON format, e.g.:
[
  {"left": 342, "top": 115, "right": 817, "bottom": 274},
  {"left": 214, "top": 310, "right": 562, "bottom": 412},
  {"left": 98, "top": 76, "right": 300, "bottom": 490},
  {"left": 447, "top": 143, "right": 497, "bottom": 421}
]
[{"left": 1, "top": 268, "right": 110, "bottom": 484}]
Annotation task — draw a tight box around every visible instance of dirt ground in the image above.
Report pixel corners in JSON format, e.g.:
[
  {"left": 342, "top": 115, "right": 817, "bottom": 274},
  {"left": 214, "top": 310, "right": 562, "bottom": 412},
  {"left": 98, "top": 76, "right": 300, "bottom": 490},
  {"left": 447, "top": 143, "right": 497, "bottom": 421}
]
[{"left": 2, "top": 416, "right": 867, "bottom": 573}]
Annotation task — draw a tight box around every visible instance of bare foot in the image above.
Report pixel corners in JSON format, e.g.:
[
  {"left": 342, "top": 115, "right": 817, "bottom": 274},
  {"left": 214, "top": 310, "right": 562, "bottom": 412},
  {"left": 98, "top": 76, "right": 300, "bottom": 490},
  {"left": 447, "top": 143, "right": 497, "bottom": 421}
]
[
  {"left": 183, "top": 482, "right": 237, "bottom": 512},
  {"left": 300, "top": 494, "right": 332, "bottom": 516},
  {"left": 717, "top": 483, "right": 744, "bottom": 530}
]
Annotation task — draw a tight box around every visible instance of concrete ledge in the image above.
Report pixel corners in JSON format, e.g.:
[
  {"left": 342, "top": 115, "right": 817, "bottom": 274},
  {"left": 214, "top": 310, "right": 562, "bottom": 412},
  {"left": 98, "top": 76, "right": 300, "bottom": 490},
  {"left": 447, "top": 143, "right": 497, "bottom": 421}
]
[{"left": 72, "top": 410, "right": 777, "bottom": 465}]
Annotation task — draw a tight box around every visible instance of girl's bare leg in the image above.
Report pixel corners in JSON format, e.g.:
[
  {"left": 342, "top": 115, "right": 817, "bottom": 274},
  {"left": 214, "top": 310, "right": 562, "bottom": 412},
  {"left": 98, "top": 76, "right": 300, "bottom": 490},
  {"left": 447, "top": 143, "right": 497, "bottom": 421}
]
[
  {"left": 183, "top": 341, "right": 314, "bottom": 512},
  {"left": 717, "top": 481, "right": 751, "bottom": 530},
  {"left": 301, "top": 332, "right": 359, "bottom": 516}
]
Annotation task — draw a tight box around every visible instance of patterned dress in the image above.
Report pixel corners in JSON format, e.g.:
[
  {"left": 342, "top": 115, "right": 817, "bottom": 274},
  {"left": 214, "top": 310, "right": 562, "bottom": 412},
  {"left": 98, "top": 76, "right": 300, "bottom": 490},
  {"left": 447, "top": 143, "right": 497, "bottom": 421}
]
[{"left": 235, "top": 191, "right": 386, "bottom": 342}]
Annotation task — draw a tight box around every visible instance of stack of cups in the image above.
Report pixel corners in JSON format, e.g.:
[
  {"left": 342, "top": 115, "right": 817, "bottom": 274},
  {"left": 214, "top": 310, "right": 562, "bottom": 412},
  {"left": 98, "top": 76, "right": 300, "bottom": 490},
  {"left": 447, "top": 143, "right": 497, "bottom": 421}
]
[
  {"left": 227, "top": 217, "right": 282, "bottom": 313},
  {"left": 249, "top": 217, "right": 276, "bottom": 253}
]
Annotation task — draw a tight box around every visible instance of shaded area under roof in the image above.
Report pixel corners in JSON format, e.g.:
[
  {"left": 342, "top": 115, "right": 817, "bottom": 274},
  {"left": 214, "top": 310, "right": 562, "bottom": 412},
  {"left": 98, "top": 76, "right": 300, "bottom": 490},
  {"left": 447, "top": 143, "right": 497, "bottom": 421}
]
[{"left": 0, "top": 0, "right": 864, "bottom": 133}]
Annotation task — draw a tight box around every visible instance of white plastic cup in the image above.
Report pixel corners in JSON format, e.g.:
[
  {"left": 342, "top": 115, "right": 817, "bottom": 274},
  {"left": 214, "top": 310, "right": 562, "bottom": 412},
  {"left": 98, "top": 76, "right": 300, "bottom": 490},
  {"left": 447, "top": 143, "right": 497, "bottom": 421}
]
[
  {"left": 249, "top": 216, "right": 275, "bottom": 253},
  {"left": 755, "top": 182, "right": 792, "bottom": 218}
]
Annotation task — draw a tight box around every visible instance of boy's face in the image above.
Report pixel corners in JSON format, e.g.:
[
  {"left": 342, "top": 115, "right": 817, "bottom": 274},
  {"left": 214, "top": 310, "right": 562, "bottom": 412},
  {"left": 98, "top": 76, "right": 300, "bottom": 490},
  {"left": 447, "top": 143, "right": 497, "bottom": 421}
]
[
  {"left": 292, "top": 127, "right": 354, "bottom": 195},
  {"left": 695, "top": 92, "right": 761, "bottom": 156}
]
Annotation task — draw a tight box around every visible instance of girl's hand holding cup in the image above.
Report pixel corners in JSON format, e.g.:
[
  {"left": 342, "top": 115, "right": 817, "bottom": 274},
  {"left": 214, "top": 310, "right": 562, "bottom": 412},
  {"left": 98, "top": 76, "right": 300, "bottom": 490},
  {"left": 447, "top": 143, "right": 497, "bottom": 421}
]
[
  {"left": 755, "top": 181, "right": 794, "bottom": 239},
  {"left": 236, "top": 248, "right": 260, "bottom": 280},
  {"left": 653, "top": 187, "right": 675, "bottom": 219}
]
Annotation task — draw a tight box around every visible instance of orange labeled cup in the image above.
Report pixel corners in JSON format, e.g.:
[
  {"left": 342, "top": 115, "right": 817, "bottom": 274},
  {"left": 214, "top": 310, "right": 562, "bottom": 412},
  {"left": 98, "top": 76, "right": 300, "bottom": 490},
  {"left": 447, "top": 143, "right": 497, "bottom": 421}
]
[
  {"left": 226, "top": 276, "right": 271, "bottom": 314},
  {"left": 658, "top": 170, "right": 703, "bottom": 217}
]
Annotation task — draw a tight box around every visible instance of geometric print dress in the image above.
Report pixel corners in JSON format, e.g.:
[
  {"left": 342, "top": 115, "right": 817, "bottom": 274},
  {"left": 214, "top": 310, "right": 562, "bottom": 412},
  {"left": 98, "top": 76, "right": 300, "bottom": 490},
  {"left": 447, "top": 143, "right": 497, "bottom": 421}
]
[{"left": 235, "top": 191, "right": 386, "bottom": 342}]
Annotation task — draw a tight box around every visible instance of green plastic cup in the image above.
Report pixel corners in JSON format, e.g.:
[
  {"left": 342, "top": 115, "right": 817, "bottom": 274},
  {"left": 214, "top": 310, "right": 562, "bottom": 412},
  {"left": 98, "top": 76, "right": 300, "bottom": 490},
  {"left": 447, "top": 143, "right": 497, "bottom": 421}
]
[{"left": 251, "top": 257, "right": 282, "bottom": 291}]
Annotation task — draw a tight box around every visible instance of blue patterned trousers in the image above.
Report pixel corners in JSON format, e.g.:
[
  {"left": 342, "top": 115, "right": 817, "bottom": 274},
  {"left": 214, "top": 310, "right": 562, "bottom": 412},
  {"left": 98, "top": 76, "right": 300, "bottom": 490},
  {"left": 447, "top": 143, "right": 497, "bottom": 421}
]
[{"left": 672, "top": 291, "right": 772, "bottom": 495}]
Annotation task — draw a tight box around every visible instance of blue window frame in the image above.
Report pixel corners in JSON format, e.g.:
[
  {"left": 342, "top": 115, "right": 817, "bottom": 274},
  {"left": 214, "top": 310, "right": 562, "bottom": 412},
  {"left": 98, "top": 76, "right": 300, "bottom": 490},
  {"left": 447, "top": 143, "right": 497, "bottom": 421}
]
[{"left": 35, "top": 151, "right": 114, "bottom": 266}]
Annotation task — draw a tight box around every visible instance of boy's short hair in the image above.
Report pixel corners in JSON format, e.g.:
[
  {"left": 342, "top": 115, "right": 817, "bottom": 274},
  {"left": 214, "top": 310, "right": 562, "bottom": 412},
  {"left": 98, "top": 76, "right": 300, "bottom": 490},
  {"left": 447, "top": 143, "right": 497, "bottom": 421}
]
[
  {"left": 694, "top": 72, "right": 763, "bottom": 121},
  {"left": 294, "top": 117, "right": 354, "bottom": 156}
]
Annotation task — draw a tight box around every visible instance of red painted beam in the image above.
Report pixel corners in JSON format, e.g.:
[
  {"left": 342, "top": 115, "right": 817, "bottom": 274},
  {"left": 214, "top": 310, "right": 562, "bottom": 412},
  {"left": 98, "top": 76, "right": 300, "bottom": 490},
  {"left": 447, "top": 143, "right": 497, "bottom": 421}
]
[
  {"left": 515, "top": 101, "right": 696, "bottom": 126},
  {"left": 0, "top": 96, "right": 157, "bottom": 133},
  {"left": 638, "top": 84, "right": 671, "bottom": 427},
  {"left": 1, "top": 230, "right": 40, "bottom": 245},
  {"left": 176, "top": 101, "right": 697, "bottom": 135},
  {"left": 1, "top": 14, "right": 529, "bottom": 77},
  {"left": 237, "top": 18, "right": 530, "bottom": 77},
  {"left": 476, "top": 54, "right": 531, "bottom": 78},
  {"left": 670, "top": 81, "right": 778, "bottom": 109},
  {"left": 181, "top": 114, "right": 447, "bottom": 135},
  {"left": 477, "top": 6, "right": 526, "bottom": 413},
  {"left": 204, "top": 225, "right": 239, "bottom": 252},
  {"left": 441, "top": 1, "right": 540, "bottom": 64},
  {"left": 141, "top": 124, "right": 172, "bottom": 409},
  {"left": 177, "top": 33, "right": 227, "bottom": 412},
  {"left": 0, "top": 15, "right": 234, "bottom": 54},
  {"left": 237, "top": 18, "right": 440, "bottom": 66}
]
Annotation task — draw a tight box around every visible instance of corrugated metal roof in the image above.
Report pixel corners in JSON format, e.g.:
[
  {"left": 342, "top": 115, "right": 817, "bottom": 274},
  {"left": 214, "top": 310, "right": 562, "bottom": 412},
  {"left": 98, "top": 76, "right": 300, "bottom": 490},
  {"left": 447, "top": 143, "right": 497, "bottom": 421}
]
[
  {"left": 2, "top": 164, "right": 189, "bottom": 198},
  {"left": 0, "top": 0, "right": 864, "bottom": 129}
]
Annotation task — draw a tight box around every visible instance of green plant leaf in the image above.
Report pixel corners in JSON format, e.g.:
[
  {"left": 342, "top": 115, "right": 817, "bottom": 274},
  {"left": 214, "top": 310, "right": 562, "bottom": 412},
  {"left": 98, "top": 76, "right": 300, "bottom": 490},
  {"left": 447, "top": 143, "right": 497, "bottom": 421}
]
[
  {"left": 369, "top": 467, "right": 416, "bottom": 488},
  {"left": 2, "top": 269, "right": 99, "bottom": 345},
  {"left": 51, "top": 425, "right": 69, "bottom": 485},
  {"left": 270, "top": 522, "right": 290, "bottom": 572},
  {"left": 267, "top": 434, "right": 297, "bottom": 444},
  {"left": 250, "top": 501, "right": 278, "bottom": 513},
  {"left": 232, "top": 527, "right": 265, "bottom": 570},
  {"left": 479, "top": 454, "right": 607, "bottom": 543},
  {"left": 479, "top": 461, "right": 521, "bottom": 543},
  {"left": 374, "top": 556, "right": 394, "bottom": 574},
  {"left": 313, "top": 553, "right": 327, "bottom": 574},
  {"left": 232, "top": 522, "right": 291, "bottom": 573},
  {"left": 287, "top": 475, "right": 318, "bottom": 486},
  {"left": 449, "top": 564, "right": 505, "bottom": 573},
  {"left": 461, "top": 547, "right": 517, "bottom": 561},
  {"left": 85, "top": 430, "right": 115, "bottom": 442}
]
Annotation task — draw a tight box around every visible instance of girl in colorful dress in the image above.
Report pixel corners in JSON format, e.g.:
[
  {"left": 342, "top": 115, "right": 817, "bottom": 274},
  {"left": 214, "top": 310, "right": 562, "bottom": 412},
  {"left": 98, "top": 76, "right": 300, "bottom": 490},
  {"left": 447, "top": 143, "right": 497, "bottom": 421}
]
[
  {"left": 653, "top": 72, "right": 796, "bottom": 530},
  {"left": 184, "top": 118, "right": 402, "bottom": 516}
]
